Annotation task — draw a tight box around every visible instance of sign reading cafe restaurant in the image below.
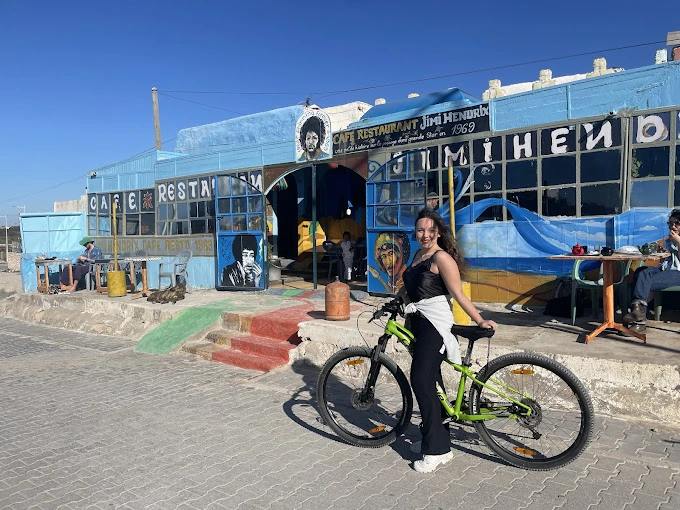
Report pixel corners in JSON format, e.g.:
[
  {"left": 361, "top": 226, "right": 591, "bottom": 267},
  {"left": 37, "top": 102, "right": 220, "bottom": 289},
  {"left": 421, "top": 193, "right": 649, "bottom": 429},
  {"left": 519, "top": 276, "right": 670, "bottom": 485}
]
[{"left": 333, "top": 104, "right": 490, "bottom": 155}]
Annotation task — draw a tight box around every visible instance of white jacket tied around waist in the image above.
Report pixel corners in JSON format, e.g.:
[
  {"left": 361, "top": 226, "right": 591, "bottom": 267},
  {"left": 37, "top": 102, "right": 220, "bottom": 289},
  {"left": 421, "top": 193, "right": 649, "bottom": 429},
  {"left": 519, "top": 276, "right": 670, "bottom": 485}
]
[{"left": 404, "top": 295, "right": 461, "bottom": 365}]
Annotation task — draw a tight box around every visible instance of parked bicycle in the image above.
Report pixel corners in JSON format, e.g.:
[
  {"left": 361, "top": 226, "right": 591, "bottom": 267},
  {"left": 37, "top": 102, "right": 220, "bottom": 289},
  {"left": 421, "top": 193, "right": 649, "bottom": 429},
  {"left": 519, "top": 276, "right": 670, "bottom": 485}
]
[{"left": 316, "top": 298, "right": 594, "bottom": 471}]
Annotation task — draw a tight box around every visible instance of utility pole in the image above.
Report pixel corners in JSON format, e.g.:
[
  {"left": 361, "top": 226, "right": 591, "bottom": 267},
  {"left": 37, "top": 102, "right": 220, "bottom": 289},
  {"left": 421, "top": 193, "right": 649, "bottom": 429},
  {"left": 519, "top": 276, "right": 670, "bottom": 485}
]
[
  {"left": 1, "top": 215, "right": 7, "bottom": 266},
  {"left": 152, "top": 87, "right": 162, "bottom": 150}
]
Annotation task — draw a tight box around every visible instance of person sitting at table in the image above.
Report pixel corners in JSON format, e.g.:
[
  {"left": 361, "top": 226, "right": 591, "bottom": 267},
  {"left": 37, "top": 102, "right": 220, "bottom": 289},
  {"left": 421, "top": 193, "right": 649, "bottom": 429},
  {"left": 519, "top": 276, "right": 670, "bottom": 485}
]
[
  {"left": 623, "top": 208, "right": 680, "bottom": 333},
  {"left": 60, "top": 236, "right": 103, "bottom": 293}
]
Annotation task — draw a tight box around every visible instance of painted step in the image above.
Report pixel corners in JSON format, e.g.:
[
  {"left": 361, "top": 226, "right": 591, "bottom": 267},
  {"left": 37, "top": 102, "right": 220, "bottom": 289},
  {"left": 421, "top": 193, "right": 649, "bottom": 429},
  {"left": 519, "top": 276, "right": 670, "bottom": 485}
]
[
  {"left": 212, "top": 348, "right": 284, "bottom": 372},
  {"left": 230, "top": 334, "right": 296, "bottom": 362},
  {"left": 249, "top": 305, "right": 315, "bottom": 342}
]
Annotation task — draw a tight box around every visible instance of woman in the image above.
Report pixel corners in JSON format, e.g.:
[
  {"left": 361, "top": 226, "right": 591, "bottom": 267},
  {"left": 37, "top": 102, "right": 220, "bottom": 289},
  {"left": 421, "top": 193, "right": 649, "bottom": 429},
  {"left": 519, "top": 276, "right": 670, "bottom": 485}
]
[
  {"left": 60, "top": 236, "right": 103, "bottom": 293},
  {"left": 401, "top": 209, "right": 497, "bottom": 473}
]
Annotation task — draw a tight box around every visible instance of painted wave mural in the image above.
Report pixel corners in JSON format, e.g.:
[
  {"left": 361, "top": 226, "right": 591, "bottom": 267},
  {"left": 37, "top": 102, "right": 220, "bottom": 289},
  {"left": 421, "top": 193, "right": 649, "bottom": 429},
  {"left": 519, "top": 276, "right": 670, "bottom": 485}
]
[{"left": 432, "top": 198, "right": 673, "bottom": 277}]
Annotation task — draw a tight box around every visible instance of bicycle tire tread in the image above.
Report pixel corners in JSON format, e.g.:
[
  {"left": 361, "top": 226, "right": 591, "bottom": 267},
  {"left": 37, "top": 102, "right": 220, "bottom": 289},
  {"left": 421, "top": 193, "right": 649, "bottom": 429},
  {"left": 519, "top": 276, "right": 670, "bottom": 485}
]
[{"left": 470, "top": 351, "right": 594, "bottom": 471}]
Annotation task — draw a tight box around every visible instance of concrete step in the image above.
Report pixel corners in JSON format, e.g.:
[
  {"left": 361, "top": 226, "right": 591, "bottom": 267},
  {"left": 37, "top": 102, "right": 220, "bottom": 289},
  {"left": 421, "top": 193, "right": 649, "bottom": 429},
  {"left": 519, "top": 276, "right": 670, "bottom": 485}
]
[
  {"left": 230, "top": 334, "right": 296, "bottom": 362},
  {"left": 183, "top": 341, "right": 217, "bottom": 361},
  {"left": 211, "top": 348, "right": 284, "bottom": 372},
  {"left": 281, "top": 276, "right": 305, "bottom": 283},
  {"left": 204, "top": 328, "right": 242, "bottom": 347}
]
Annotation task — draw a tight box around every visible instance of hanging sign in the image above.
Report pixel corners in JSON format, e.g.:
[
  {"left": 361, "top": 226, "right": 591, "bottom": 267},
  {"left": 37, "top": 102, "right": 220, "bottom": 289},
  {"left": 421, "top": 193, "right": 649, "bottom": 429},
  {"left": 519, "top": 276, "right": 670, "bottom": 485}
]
[{"left": 332, "top": 104, "right": 490, "bottom": 155}]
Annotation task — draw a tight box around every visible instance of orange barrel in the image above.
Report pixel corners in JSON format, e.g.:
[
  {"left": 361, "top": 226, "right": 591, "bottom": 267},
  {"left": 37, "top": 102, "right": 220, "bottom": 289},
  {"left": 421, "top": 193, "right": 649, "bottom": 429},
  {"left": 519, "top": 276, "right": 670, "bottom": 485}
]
[{"left": 325, "top": 277, "right": 350, "bottom": 321}]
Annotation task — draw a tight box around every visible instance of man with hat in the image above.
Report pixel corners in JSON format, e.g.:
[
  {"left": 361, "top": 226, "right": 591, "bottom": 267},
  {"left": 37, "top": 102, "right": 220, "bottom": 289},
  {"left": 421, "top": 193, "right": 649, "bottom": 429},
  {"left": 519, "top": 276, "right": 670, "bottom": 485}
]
[
  {"left": 60, "top": 236, "right": 103, "bottom": 293},
  {"left": 426, "top": 192, "right": 439, "bottom": 210}
]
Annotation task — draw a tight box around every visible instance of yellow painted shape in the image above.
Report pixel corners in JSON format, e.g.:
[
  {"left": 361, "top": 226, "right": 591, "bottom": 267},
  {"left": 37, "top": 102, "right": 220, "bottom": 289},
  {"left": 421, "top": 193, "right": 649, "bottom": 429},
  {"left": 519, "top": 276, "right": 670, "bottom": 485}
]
[{"left": 452, "top": 281, "right": 472, "bottom": 326}]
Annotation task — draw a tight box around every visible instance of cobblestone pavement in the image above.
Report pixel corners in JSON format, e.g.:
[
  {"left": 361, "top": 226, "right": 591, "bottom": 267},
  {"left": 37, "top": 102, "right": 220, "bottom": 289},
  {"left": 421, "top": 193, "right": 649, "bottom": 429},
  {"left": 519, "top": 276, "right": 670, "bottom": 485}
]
[{"left": 1, "top": 317, "right": 679, "bottom": 510}]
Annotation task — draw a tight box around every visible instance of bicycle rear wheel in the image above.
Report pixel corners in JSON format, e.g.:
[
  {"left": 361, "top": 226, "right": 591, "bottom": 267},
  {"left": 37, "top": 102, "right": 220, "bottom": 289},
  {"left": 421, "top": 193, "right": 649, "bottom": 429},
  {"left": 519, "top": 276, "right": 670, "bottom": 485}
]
[
  {"left": 470, "top": 352, "right": 594, "bottom": 470},
  {"left": 316, "top": 346, "right": 413, "bottom": 448}
]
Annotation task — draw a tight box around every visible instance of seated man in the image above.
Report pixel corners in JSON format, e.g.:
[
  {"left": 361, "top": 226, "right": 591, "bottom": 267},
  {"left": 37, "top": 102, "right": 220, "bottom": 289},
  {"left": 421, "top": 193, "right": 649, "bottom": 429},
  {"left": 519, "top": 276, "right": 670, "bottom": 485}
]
[
  {"left": 60, "top": 236, "right": 103, "bottom": 293},
  {"left": 623, "top": 208, "right": 680, "bottom": 333}
]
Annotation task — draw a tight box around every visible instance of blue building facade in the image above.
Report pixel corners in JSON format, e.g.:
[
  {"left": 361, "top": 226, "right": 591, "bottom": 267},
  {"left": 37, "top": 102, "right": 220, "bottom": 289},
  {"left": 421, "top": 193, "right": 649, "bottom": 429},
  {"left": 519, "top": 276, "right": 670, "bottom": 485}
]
[
  {"left": 20, "top": 61, "right": 680, "bottom": 304},
  {"left": 350, "top": 61, "right": 680, "bottom": 303}
]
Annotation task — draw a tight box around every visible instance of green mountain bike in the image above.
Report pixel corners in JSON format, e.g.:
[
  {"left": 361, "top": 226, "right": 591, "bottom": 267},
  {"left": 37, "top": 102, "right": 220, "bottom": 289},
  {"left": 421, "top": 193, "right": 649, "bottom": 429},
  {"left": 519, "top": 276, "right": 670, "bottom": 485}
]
[{"left": 316, "top": 298, "right": 594, "bottom": 471}]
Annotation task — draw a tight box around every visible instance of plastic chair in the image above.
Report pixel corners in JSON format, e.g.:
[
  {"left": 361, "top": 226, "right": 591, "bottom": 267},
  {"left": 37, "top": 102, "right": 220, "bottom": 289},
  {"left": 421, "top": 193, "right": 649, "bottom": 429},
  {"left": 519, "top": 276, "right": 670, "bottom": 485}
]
[
  {"left": 158, "top": 249, "right": 192, "bottom": 290},
  {"left": 571, "top": 259, "right": 631, "bottom": 325},
  {"left": 128, "top": 249, "right": 147, "bottom": 290},
  {"left": 322, "top": 241, "right": 342, "bottom": 280},
  {"left": 653, "top": 286, "right": 680, "bottom": 320}
]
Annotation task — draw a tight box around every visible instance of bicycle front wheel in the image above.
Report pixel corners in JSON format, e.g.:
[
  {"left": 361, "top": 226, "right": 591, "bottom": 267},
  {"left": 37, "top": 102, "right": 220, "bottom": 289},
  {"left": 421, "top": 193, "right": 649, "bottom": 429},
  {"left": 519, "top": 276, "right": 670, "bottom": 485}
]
[
  {"left": 470, "top": 352, "right": 594, "bottom": 470},
  {"left": 316, "top": 346, "right": 413, "bottom": 448}
]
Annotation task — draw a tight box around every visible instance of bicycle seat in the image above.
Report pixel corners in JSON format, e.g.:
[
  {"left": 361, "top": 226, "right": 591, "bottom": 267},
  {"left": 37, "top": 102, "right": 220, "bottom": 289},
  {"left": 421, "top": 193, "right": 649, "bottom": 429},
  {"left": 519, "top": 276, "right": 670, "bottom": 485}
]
[{"left": 450, "top": 325, "right": 495, "bottom": 342}]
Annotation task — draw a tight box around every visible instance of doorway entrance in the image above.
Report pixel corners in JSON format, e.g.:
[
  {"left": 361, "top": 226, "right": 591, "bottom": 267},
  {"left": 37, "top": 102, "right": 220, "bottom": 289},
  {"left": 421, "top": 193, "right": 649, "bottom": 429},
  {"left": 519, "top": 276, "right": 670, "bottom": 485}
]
[{"left": 265, "top": 163, "right": 367, "bottom": 284}]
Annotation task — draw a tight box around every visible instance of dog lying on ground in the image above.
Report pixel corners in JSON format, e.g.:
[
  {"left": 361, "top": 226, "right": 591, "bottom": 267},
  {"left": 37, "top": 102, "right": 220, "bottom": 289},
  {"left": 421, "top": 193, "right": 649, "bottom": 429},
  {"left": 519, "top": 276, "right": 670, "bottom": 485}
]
[{"left": 147, "top": 283, "right": 186, "bottom": 304}]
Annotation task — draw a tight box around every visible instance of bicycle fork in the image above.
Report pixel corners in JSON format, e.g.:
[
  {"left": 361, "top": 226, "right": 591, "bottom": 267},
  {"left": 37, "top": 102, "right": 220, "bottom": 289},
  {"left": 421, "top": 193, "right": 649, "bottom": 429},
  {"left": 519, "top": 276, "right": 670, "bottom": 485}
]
[{"left": 360, "top": 335, "right": 391, "bottom": 401}]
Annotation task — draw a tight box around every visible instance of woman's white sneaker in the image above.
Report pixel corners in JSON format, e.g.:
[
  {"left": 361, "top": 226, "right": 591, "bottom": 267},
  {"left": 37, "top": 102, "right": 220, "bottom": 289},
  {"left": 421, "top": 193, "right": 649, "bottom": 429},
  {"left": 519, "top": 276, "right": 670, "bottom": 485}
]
[{"left": 413, "top": 451, "right": 454, "bottom": 473}]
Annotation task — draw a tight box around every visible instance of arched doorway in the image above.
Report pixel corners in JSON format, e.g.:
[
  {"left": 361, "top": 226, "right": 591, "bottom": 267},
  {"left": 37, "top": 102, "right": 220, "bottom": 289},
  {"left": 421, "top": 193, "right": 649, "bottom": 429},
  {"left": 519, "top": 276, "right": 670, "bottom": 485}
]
[{"left": 265, "top": 162, "right": 367, "bottom": 282}]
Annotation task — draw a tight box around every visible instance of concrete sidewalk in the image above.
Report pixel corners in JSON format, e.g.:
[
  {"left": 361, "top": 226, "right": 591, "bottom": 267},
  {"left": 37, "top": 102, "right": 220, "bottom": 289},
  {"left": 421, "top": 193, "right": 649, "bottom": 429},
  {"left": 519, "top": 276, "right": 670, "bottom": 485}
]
[{"left": 1, "top": 271, "right": 679, "bottom": 425}]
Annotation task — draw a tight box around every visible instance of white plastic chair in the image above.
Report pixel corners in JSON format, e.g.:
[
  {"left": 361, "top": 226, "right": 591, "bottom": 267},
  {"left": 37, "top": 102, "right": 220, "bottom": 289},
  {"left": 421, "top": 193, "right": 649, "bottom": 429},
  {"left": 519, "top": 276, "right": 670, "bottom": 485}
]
[{"left": 158, "top": 250, "right": 192, "bottom": 290}]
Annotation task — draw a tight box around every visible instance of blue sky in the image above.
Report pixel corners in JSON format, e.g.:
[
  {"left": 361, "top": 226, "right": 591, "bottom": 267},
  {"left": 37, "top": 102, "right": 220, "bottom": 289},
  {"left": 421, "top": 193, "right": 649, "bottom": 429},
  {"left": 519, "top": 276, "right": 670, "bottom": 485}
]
[{"left": 0, "top": 0, "right": 677, "bottom": 224}]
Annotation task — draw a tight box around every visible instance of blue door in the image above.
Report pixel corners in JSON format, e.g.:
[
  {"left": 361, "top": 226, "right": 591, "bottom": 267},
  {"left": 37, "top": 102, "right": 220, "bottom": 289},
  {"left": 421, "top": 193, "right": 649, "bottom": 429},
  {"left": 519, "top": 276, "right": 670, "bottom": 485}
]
[
  {"left": 215, "top": 174, "right": 267, "bottom": 290},
  {"left": 365, "top": 150, "right": 427, "bottom": 294}
]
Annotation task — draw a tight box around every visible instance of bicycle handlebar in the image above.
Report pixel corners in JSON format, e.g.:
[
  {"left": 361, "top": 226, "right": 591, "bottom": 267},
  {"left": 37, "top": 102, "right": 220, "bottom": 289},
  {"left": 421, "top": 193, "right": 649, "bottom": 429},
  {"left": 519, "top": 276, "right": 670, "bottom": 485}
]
[
  {"left": 369, "top": 297, "right": 496, "bottom": 339},
  {"left": 369, "top": 297, "right": 404, "bottom": 322}
]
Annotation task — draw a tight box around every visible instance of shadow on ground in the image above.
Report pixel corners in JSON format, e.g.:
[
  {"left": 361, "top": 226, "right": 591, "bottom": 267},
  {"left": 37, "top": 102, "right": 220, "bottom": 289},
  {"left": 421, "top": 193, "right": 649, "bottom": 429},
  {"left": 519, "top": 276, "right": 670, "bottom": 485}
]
[{"left": 283, "top": 359, "right": 510, "bottom": 467}]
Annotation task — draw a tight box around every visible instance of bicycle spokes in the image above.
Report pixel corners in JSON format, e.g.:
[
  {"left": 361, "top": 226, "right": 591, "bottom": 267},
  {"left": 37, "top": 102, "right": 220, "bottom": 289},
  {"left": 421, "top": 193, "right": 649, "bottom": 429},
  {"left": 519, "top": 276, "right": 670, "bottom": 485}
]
[
  {"left": 474, "top": 361, "right": 588, "bottom": 462},
  {"left": 322, "top": 353, "right": 408, "bottom": 441}
]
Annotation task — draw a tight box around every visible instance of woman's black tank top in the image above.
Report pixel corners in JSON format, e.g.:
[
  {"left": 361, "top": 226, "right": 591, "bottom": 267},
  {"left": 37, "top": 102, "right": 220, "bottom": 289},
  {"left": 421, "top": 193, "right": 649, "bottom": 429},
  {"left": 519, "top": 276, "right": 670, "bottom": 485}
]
[{"left": 402, "top": 251, "right": 448, "bottom": 302}]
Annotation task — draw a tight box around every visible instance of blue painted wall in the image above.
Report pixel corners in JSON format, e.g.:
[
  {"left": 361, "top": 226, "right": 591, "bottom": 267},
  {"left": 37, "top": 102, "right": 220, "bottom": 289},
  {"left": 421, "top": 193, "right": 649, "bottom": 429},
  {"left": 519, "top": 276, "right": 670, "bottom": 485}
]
[
  {"left": 20, "top": 213, "right": 87, "bottom": 292},
  {"left": 176, "top": 105, "right": 304, "bottom": 155},
  {"left": 88, "top": 150, "right": 186, "bottom": 193}
]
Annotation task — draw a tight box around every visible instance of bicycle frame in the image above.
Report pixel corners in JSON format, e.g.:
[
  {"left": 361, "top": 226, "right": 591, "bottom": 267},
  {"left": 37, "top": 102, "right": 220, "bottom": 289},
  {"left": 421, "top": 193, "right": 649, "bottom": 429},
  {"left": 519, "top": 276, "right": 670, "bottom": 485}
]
[{"left": 379, "top": 318, "right": 534, "bottom": 422}]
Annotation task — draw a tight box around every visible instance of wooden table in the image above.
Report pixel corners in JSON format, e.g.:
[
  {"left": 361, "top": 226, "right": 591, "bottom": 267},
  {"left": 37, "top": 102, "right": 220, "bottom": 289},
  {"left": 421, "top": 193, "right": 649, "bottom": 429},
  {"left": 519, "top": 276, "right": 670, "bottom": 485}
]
[
  {"left": 92, "top": 259, "right": 114, "bottom": 294},
  {"left": 549, "top": 253, "right": 670, "bottom": 344},
  {"left": 35, "top": 259, "right": 72, "bottom": 293},
  {"left": 119, "top": 256, "right": 162, "bottom": 299}
]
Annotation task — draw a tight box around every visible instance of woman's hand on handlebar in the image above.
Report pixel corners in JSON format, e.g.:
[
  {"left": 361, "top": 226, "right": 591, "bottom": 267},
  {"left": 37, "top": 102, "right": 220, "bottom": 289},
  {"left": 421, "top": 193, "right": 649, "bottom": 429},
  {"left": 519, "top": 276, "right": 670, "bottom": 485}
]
[{"left": 477, "top": 319, "right": 498, "bottom": 331}]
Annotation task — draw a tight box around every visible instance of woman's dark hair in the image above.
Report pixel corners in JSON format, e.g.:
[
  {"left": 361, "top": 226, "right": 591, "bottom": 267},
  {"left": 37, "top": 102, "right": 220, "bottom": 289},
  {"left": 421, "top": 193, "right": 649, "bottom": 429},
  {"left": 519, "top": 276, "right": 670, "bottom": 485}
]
[
  {"left": 670, "top": 208, "right": 680, "bottom": 221},
  {"left": 415, "top": 208, "right": 467, "bottom": 273}
]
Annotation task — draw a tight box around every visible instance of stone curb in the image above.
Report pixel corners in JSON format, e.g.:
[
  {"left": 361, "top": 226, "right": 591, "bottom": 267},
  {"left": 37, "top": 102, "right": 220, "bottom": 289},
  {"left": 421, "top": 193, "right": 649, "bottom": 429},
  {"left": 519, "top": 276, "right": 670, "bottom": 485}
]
[
  {"left": 0, "top": 293, "right": 179, "bottom": 338},
  {"left": 294, "top": 319, "right": 680, "bottom": 427}
]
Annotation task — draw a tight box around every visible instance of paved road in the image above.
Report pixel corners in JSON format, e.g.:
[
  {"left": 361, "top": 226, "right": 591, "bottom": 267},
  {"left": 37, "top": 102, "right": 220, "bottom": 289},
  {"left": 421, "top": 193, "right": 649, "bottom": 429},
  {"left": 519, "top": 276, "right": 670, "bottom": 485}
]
[{"left": 1, "top": 317, "right": 679, "bottom": 510}]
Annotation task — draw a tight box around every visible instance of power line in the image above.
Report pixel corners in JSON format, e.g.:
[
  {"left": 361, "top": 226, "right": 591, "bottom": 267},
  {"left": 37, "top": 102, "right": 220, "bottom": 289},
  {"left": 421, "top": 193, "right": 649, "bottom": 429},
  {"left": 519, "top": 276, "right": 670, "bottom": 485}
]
[
  {"left": 160, "top": 89, "right": 300, "bottom": 95},
  {"left": 315, "top": 40, "right": 666, "bottom": 96},
  {"left": 0, "top": 173, "right": 89, "bottom": 207},
  {"left": 159, "top": 39, "right": 666, "bottom": 98},
  {"left": 0, "top": 138, "right": 178, "bottom": 207},
  {"left": 157, "top": 92, "right": 244, "bottom": 115}
]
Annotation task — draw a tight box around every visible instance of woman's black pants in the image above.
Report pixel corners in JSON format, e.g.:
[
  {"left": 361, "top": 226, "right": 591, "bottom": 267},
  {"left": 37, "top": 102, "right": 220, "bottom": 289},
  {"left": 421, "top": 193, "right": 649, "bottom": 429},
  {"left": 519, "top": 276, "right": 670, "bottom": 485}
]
[{"left": 409, "top": 314, "right": 450, "bottom": 455}]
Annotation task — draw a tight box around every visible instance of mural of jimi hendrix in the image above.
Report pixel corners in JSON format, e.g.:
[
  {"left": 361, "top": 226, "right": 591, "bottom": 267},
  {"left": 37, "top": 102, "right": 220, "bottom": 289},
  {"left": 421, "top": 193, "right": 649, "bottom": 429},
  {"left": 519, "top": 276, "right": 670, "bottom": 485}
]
[
  {"left": 222, "top": 234, "right": 262, "bottom": 288},
  {"left": 373, "top": 232, "right": 411, "bottom": 294}
]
